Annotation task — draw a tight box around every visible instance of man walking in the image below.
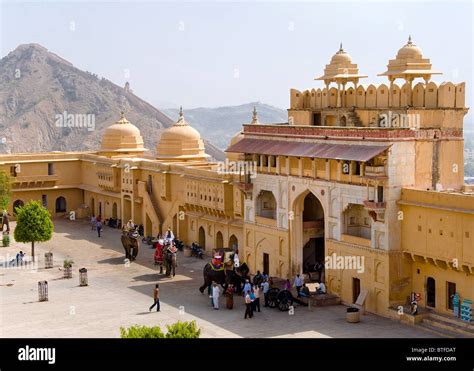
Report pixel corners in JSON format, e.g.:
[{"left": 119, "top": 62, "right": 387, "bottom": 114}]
[
  {"left": 96, "top": 219, "right": 103, "bottom": 237},
  {"left": 149, "top": 284, "right": 160, "bottom": 312},
  {"left": 294, "top": 274, "right": 303, "bottom": 296}
]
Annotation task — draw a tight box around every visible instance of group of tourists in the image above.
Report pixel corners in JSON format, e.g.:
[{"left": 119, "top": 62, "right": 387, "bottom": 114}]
[{"left": 283, "top": 274, "right": 326, "bottom": 297}]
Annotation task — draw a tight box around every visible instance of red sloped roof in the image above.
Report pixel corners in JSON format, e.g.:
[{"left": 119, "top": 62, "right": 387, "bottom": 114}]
[{"left": 226, "top": 138, "right": 390, "bottom": 162}]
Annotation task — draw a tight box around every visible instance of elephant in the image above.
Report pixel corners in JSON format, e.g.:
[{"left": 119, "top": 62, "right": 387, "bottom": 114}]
[
  {"left": 163, "top": 245, "right": 177, "bottom": 277},
  {"left": 121, "top": 231, "right": 140, "bottom": 261},
  {"left": 199, "top": 262, "right": 249, "bottom": 294}
]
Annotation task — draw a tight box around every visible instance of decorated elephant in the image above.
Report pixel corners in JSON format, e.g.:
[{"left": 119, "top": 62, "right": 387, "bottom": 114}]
[
  {"left": 121, "top": 229, "right": 140, "bottom": 261},
  {"left": 162, "top": 243, "right": 178, "bottom": 277},
  {"left": 199, "top": 261, "right": 249, "bottom": 294}
]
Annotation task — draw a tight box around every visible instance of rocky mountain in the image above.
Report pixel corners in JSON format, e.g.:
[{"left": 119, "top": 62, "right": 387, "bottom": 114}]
[
  {"left": 162, "top": 102, "right": 288, "bottom": 150},
  {"left": 0, "top": 43, "right": 225, "bottom": 160}
]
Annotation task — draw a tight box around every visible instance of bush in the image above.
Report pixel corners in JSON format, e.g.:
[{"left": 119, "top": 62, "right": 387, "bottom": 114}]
[
  {"left": 119, "top": 321, "right": 200, "bottom": 339},
  {"left": 2, "top": 235, "right": 10, "bottom": 247},
  {"left": 120, "top": 325, "right": 164, "bottom": 338},
  {"left": 63, "top": 259, "right": 74, "bottom": 268},
  {"left": 165, "top": 321, "right": 201, "bottom": 338}
]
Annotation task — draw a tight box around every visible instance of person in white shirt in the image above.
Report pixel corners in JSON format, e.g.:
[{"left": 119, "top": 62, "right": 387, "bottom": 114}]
[
  {"left": 317, "top": 281, "right": 326, "bottom": 294},
  {"left": 294, "top": 274, "right": 304, "bottom": 296},
  {"left": 233, "top": 249, "right": 240, "bottom": 268},
  {"left": 261, "top": 280, "right": 270, "bottom": 307},
  {"left": 212, "top": 282, "right": 220, "bottom": 310}
]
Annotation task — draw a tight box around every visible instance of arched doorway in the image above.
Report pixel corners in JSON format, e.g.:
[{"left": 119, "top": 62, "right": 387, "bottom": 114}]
[
  {"left": 216, "top": 231, "right": 223, "bottom": 249},
  {"left": 302, "top": 192, "right": 324, "bottom": 274},
  {"left": 99, "top": 202, "right": 102, "bottom": 217},
  {"left": 112, "top": 202, "right": 118, "bottom": 219},
  {"left": 229, "top": 234, "right": 238, "bottom": 250},
  {"left": 13, "top": 200, "right": 24, "bottom": 215},
  {"left": 199, "top": 226, "right": 206, "bottom": 249},
  {"left": 293, "top": 190, "right": 325, "bottom": 276},
  {"left": 55, "top": 196, "right": 67, "bottom": 213},
  {"left": 427, "top": 277, "right": 436, "bottom": 307}
]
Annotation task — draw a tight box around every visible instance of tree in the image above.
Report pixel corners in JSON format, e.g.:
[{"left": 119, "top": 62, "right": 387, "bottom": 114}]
[
  {"left": 120, "top": 325, "right": 164, "bottom": 338},
  {"left": 0, "top": 170, "right": 11, "bottom": 211},
  {"left": 119, "top": 321, "right": 201, "bottom": 339},
  {"left": 14, "top": 200, "right": 53, "bottom": 262}
]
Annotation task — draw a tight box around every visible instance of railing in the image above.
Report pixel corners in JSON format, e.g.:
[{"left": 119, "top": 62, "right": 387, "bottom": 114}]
[
  {"left": 13, "top": 174, "right": 59, "bottom": 183},
  {"left": 364, "top": 166, "right": 386, "bottom": 176}
]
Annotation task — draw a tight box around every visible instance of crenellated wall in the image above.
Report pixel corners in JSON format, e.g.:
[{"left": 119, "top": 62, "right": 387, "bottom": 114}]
[{"left": 290, "top": 81, "right": 466, "bottom": 110}]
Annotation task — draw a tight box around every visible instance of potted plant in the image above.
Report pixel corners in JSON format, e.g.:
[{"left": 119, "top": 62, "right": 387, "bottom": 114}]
[{"left": 63, "top": 259, "right": 74, "bottom": 278}]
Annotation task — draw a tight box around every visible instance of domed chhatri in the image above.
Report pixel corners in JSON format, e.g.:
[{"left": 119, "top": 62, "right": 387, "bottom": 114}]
[
  {"left": 100, "top": 112, "right": 147, "bottom": 156},
  {"left": 316, "top": 43, "right": 367, "bottom": 83},
  {"left": 315, "top": 43, "right": 367, "bottom": 108},
  {"left": 156, "top": 107, "right": 209, "bottom": 161},
  {"left": 396, "top": 35, "right": 423, "bottom": 59},
  {"left": 379, "top": 36, "right": 441, "bottom": 80}
]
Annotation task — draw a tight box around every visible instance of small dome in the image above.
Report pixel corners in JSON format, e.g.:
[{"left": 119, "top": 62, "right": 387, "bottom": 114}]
[
  {"left": 330, "top": 44, "right": 352, "bottom": 65},
  {"left": 156, "top": 107, "right": 208, "bottom": 161},
  {"left": 396, "top": 36, "right": 423, "bottom": 59},
  {"left": 100, "top": 113, "right": 146, "bottom": 154}
]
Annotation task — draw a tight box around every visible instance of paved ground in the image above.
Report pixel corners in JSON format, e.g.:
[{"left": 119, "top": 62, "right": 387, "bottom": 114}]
[{"left": 0, "top": 219, "right": 436, "bottom": 338}]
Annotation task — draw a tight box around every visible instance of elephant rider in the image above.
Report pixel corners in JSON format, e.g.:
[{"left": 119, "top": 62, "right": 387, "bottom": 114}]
[
  {"left": 233, "top": 249, "right": 240, "bottom": 268},
  {"left": 125, "top": 219, "right": 135, "bottom": 232},
  {"left": 165, "top": 226, "right": 174, "bottom": 244},
  {"left": 211, "top": 251, "right": 224, "bottom": 271}
]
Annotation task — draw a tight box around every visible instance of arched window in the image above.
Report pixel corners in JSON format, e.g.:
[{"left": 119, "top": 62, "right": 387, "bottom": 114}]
[
  {"left": 256, "top": 190, "right": 277, "bottom": 219},
  {"left": 216, "top": 231, "right": 223, "bottom": 249},
  {"left": 229, "top": 234, "right": 238, "bottom": 249}
]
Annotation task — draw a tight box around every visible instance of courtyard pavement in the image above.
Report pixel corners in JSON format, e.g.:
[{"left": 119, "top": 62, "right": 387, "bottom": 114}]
[{"left": 0, "top": 219, "right": 436, "bottom": 338}]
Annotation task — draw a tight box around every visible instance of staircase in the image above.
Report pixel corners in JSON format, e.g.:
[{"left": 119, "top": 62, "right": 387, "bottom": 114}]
[
  {"left": 137, "top": 181, "right": 161, "bottom": 235},
  {"left": 347, "top": 110, "right": 363, "bottom": 127},
  {"left": 418, "top": 311, "right": 474, "bottom": 338}
]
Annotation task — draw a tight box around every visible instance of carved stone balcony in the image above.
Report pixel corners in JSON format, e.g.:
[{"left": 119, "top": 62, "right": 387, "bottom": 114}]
[
  {"left": 363, "top": 200, "right": 386, "bottom": 212},
  {"left": 362, "top": 165, "right": 387, "bottom": 179}
]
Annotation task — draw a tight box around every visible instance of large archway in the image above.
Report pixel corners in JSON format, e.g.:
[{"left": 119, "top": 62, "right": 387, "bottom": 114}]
[
  {"left": 291, "top": 190, "right": 325, "bottom": 277},
  {"left": 198, "top": 226, "right": 206, "bottom": 250},
  {"left": 302, "top": 192, "right": 325, "bottom": 274}
]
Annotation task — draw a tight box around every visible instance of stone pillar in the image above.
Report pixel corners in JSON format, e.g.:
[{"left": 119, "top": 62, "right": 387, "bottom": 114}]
[
  {"left": 298, "top": 158, "right": 303, "bottom": 177},
  {"left": 286, "top": 157, "right": 290, "bottom": 176},
  {"left": 389, "top": 78, "right": 394, "bottom": 108},
  {"left": 325, "top": 160, "right": 330, "bottom": 180},
  {"left": 312, "top": 158, "right": 316, "bottom": 179},
  {"left": 336, "top": 82, "right": 341, "bottom": 107},
  {"left": 276, "top": 156, "right": 280, "bottom": 175}
]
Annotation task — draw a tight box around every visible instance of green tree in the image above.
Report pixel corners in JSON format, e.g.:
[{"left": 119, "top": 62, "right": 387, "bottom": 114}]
[
  {"left": 119, "top": 321, "right": 201, "bottom": 339},
  {"left": 120, "top": 325, "right": 164, "bottom": 338},
  {"left": 13, "top": 200, "right": 53, "bottom": 261},
  {"left": 0, "top": 170, "right": 11, "bottom": 211},
  {"left": 165, "top": 320, "right": 201, "bottom": 338}
]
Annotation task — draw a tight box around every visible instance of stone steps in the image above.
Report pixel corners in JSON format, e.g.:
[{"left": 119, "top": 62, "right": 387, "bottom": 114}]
[{"left": 420, "top": 312, "right": 474, "bottom": 338}]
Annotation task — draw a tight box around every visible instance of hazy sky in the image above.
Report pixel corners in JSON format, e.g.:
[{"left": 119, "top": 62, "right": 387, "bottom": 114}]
[{"left": 0, "top": 0, "right": 472, "bottom": 119}]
